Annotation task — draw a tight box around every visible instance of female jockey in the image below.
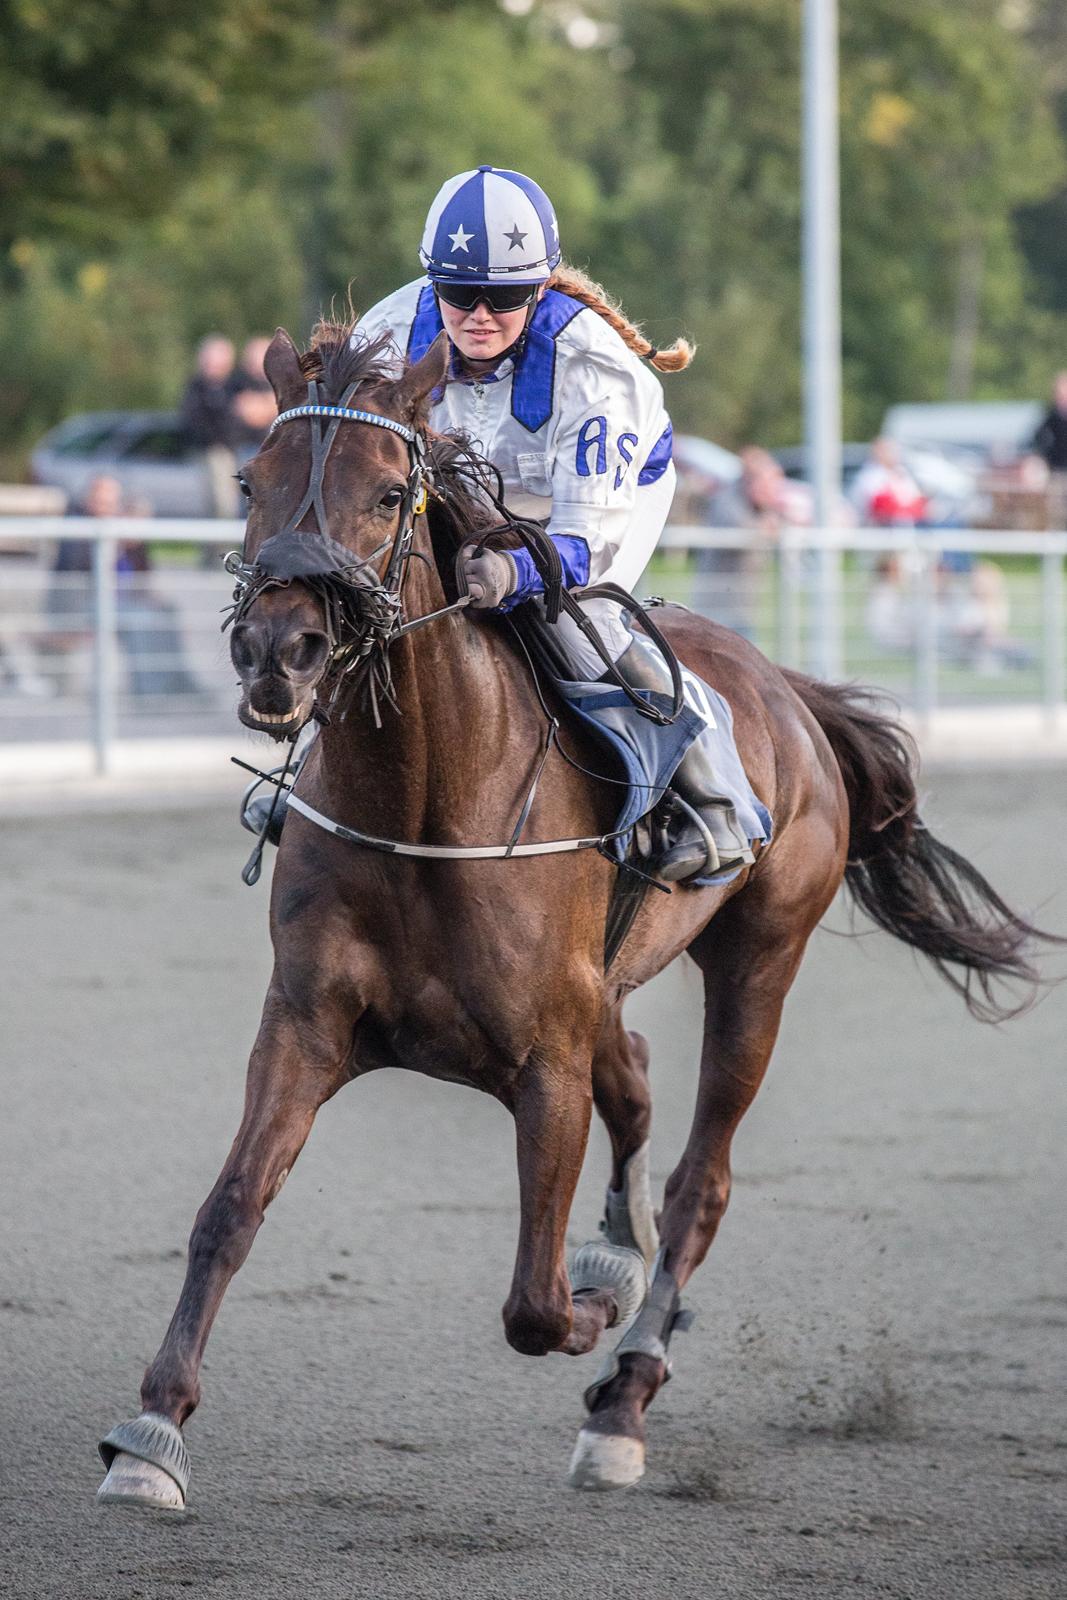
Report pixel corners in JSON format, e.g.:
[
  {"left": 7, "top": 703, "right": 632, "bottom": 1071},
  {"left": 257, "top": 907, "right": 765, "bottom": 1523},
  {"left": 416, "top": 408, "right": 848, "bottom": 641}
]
[{"left": 357, "top": 165, "right": 750, "bottom": 878}]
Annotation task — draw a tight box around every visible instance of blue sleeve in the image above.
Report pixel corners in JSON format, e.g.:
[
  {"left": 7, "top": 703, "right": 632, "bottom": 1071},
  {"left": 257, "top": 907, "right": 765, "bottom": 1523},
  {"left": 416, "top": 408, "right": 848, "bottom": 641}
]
[{"left": 497, "top": 535, "right": 591, "bottom": 611}]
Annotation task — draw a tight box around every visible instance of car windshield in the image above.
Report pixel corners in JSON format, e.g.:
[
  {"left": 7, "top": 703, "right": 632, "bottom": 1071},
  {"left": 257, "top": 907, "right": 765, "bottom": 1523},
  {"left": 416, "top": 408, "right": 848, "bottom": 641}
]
[
  {"left": 51, "top": 422, "right": 123, "bottom": 457},
  {"left": 675, "top": 435, "right": 741, "bottom": 481},
  {"left": 119, "top": 427, "right": 196, "bottom": 462}
]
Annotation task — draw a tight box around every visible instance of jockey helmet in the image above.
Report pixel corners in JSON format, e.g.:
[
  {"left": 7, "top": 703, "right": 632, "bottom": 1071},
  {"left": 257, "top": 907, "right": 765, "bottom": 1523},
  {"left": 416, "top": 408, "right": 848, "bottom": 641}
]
[{"left": 419, "top": 166, "right": 561, "bottom": 285}]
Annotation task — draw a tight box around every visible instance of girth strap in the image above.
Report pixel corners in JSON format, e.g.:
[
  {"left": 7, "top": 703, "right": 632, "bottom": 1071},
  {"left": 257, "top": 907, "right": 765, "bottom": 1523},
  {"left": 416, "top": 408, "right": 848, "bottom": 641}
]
[{"left": 284, "top": 790, "right": 632, "bottom": 861}]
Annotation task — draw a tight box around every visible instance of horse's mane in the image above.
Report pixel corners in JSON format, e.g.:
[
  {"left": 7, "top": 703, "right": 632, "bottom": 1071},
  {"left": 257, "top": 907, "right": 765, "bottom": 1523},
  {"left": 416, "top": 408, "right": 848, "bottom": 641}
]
[
  {"left": 421, "top": 429, "right": 499, "bottom": 547},
  {"left": 298, "top": 317, "right": 498, "bottom": 557},
  {"left": 299, "top": 318, "right": 398, "bottom": 398}
]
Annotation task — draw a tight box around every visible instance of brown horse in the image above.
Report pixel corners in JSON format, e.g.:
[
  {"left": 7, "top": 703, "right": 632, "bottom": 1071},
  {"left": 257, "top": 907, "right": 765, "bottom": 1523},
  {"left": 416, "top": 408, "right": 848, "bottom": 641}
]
[{"left": 98, "top": 322, "right": 1052, "bottom": 1508}]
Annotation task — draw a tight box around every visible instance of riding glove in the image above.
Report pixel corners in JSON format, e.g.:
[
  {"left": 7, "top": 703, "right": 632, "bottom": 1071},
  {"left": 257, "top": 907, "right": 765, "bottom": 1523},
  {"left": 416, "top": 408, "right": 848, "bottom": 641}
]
[{"left": 460, "top": 544, "right": 518, "bottom": 610}]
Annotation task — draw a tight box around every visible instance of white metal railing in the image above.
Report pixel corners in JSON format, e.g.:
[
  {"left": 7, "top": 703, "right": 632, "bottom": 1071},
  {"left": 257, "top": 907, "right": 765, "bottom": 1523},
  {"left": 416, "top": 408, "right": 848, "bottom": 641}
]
[
  {"left": 1, "top": 518, "right": 244, "bottom": 772},
  {"left": 1, "top": 517, "right": 1064, "bottom": 772}
]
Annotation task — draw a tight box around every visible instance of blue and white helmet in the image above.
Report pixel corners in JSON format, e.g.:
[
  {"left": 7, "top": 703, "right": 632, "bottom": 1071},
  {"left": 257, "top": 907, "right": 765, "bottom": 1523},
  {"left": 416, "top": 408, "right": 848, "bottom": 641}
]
[{"left": 419, "top": 166, "right": 561, "bottom": 284}]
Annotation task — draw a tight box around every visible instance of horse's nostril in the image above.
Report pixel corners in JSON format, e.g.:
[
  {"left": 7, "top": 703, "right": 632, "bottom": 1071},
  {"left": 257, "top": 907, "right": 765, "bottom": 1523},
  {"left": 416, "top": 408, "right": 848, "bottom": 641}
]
[
  {"left": 230, "top": 625, "right": 259, "bottom": 674},
  {"left": 284, "top": 631, "right": 330, "bottom": 677}
]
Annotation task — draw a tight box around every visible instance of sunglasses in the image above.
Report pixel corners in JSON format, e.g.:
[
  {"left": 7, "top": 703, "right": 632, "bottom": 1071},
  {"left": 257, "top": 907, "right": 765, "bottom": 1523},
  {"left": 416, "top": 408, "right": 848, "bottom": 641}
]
[{"left": 434, "top": 281, "right": 539, "bottom": 314}]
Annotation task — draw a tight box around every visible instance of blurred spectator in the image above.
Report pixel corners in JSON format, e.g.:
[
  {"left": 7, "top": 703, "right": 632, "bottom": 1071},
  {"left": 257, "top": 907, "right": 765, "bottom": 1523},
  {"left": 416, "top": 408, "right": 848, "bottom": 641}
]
[
  {"left": 712, "top": 447, "right": 812, "bottom": 533},
  {"left": 697, "top": 448, "right": 810, "bottom": 638},
  {"left": 45, "top": 475, "right": 205, "bottom": 699},
  {"left": 944, "top": 560, "right": 1034, "bottom": 674},
  {"left": 1029, "top": 371, "right": 1067, "bottom": 472},
  {"left": 865, "top": 555, "right": 913, "bottom": 655},
  {"left": 865, "top": 552, "right": 1033, "bottom": 673},
  {"left": 851, "top": 437, "right": 927, "bottom": 527},
  {"left": 44, "top": 473, "right": 122, "bottom": 691},
  {"left": 231, "top": 336, "right": 277, "bottom": 451},
  {"left": 179, "top": 334, "right": 240, "bottom": 517}
]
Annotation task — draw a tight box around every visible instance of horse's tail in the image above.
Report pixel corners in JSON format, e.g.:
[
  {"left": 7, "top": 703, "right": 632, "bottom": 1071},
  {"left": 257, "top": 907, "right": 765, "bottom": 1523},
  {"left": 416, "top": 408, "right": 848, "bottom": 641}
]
[{"left": 784, "top": 669, "right": 1059, "bottom": 1022}]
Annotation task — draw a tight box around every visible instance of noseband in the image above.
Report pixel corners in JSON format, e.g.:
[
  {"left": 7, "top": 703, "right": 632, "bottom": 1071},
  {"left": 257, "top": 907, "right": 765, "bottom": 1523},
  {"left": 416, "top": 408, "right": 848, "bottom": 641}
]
[{"left": 223, "top": 378, "right": 468, "bottom": 723}]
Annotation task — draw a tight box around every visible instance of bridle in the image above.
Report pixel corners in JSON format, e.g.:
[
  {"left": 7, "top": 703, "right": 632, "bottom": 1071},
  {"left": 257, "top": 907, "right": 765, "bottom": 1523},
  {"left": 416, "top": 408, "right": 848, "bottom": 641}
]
[{"left": 223, "top": 378, "right": 471, "bottom": 726}]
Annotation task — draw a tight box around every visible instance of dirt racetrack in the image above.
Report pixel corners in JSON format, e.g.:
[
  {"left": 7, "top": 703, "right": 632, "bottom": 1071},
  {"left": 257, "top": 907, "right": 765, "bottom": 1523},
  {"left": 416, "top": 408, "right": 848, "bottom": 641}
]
[{"left": 2, "top": 767, "right": 1065, "bottom": 1599}]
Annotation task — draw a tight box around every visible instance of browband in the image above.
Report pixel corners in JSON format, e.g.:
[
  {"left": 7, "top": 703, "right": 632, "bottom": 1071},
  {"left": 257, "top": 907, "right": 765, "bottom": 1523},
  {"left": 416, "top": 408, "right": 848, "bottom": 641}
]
[{"left": 270, "top": 404, "right": 416, "bottom": 443}]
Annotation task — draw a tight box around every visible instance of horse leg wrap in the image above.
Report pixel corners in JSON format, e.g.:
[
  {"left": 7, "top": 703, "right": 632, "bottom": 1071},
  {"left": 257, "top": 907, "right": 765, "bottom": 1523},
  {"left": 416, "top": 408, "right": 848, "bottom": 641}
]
[
  {"left": 600, "top": 1140, "right": 659, "bottom": 1266},
  {"left": 582, "top": 1249, "right": 694, "bottom": 1412},
  {"left": 569, "top": 1240, "right": 649, "bottom": 1325},
  {"left": 99, "top": 1413, "right": 191, "bottom": 1502}
]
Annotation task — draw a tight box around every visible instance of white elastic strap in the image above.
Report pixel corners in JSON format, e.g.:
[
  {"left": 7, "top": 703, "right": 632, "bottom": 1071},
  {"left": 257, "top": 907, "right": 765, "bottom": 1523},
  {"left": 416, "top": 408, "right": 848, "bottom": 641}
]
[{"left": 286, "top": 792, "right": 614, "bottom": 860}]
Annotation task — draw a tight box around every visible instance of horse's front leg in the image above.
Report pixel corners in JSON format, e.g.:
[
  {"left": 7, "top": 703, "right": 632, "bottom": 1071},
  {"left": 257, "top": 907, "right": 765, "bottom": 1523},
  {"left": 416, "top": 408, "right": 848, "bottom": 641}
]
[
  {"left": 97, "top": 982, "right": 353, "bottom": 1510},
  {"left": 503, "top": 1057, "right": 647, "bottom": 1360}
]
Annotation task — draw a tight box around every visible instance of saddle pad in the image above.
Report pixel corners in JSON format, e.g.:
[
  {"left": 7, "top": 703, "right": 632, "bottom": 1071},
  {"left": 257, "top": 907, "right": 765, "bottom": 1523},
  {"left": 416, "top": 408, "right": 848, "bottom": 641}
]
[{"left": 551, "top": 674, "right": 773, "bottom": 888}]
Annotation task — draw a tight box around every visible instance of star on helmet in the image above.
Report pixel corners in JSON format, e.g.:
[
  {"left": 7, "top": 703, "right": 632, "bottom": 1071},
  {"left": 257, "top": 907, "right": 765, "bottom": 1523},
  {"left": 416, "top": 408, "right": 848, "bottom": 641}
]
[
  {"left": 448, "top": 224, "right": 473, "bottom": 254},
  {"left": 505, "top": 224, "right": 528, "bottom": 250}
]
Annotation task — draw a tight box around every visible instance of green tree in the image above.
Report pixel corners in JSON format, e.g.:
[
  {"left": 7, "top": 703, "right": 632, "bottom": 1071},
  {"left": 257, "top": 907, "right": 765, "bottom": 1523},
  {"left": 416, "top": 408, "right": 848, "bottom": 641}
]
[
  {"left": 0, "top": 0, "right": 325, "bottom": 250},
  {"left": 840, "top": 0, "right": 1063, "bottom": 427},
  {"left": 2, "top": 0, "right": 1066, "bottom": 475}
]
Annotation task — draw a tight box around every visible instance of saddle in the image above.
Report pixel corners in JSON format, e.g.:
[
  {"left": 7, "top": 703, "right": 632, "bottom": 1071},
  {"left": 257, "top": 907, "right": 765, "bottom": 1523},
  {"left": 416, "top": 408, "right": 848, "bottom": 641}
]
[{"left": 506, "top": 602, "right": 771, "bottom": 963}]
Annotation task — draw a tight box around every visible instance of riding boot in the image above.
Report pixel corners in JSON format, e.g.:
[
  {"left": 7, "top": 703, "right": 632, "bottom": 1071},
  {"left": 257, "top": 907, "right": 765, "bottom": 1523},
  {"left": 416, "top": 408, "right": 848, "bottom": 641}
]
[{"left": 608, "top": 634, "right": 755, "bottom": 883}]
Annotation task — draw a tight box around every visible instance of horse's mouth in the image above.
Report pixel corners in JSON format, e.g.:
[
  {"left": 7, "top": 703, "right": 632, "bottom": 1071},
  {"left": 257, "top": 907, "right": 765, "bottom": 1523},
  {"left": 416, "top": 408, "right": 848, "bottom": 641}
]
[{"left": 238, "top": 701, "right": 311, "bottom": 740}]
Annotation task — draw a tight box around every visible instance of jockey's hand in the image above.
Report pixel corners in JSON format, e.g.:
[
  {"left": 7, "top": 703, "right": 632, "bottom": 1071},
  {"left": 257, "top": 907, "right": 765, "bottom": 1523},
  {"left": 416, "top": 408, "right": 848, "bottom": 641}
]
[{"left": 460, "top": 544, "right": 517, "bottom": 610}]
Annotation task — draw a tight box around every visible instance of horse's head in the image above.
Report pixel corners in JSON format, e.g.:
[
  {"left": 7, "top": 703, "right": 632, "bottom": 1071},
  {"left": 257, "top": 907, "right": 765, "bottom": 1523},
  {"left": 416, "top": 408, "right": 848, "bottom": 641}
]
[{"left": 227, "top": 323, "right": 450, "bottom": 738}]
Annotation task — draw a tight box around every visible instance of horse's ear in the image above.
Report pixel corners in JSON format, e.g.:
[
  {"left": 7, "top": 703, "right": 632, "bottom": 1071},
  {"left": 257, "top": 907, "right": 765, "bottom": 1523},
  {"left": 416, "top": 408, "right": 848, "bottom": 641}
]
[
  {"left": 392, "top": 330, "right": 450, "bottom": 424},
  {"left": 263, "top": 329, "right": 306, "bottom": 410}
]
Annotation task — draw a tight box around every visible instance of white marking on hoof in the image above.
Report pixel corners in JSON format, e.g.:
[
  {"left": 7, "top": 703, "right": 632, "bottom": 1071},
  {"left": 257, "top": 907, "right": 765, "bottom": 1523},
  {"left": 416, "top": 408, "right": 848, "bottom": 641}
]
[
  {"left": 567, "top": 1427, "right": 645, "bottom": 1491},
  {"left": 97, "top": 1451, "right": 185, "bottom": 1510}
]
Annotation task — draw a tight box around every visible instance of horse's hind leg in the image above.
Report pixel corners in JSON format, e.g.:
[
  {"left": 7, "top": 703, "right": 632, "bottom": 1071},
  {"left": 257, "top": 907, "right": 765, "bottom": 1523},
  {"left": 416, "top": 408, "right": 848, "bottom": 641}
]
[
  {"left": 591, "top": 1008, "right": 658, "bottom": 1264},
  {"left": 571, "top": 859, "right": 837, "bottom": 1489},
  {"left": 97, "top": 983, "right": 352, "bottom": 1509}
]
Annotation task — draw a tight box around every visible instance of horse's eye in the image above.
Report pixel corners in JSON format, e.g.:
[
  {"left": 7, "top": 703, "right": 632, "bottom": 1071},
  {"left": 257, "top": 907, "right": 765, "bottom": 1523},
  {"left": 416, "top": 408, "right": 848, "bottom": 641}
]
[
  {"left": 236, "top": 474, "right": 252, "bottom": 502},
  {"left": 379, "top": 487, "right": 405, "bottom": 510}
]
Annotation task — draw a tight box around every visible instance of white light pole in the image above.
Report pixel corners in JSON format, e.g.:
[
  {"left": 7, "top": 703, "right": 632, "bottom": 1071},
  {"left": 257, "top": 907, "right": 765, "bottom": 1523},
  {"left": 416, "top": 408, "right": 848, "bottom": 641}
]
[{"left": 803, "top": 0, "right": 843, "bottom": 679}]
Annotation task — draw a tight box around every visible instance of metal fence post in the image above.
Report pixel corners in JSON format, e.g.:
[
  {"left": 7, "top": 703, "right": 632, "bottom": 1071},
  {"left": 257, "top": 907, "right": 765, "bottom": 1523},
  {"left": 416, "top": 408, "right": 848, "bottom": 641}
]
[
  {"left": 1042, "top": 548, "right": 1065, "bottom": 732},
  {"left": 777, "top": 531, "right": 802, "bottom": 668},
  {"left": 91, "top": 532, "right": 118, "bottom": 775},
  {"left": 913, "top": 541, "right": 938, "bottom": 733},
  {"left": 812, "top": 535, "right": 844, "bottom": 680}
]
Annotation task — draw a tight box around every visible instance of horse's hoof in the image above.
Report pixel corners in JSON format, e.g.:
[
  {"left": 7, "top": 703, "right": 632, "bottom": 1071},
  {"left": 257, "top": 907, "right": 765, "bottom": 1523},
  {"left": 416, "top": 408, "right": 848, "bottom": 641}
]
[
  {"left": 97, "top": 1412, "right": 189, "bottom": 1510},
  {"left": 567, "top": 1427, "right": 645, "bottom": 1490},
  {"left": 569, "top": 1241, "right": 648, "bottom": 1325},
  {"left": 97, "top": 1451, "right": 185, "bottom": 1510}
]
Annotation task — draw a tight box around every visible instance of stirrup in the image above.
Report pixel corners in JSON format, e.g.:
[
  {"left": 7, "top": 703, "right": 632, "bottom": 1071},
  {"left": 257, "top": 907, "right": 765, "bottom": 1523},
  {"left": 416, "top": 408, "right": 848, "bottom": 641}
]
[
  {"left": 240, "top": 771, "right": 289, "bottom": 846},
  {"left": 654, "top": 796, "right": 719, "bottom": 881},
  {"left": 653, "top": 796, "right": 754, "bottom": 883}
]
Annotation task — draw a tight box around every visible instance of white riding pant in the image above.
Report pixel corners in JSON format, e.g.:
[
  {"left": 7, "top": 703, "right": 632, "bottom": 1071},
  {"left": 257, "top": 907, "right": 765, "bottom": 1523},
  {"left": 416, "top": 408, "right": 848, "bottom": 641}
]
[{"left": 547, "top": 466, "right": 676, "bottom": 680}]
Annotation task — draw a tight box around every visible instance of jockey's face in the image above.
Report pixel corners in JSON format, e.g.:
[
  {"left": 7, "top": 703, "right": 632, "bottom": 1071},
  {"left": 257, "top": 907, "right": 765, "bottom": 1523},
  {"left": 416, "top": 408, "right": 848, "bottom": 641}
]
[{"left": 437, "top": 293, "right": 539, "bottom": 368}]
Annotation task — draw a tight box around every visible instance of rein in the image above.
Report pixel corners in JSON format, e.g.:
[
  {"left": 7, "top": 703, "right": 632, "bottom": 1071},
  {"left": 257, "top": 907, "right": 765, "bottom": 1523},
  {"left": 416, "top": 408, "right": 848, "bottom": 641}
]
[{"left": 228, "top": 380, "right": 680, "bottom": 881}]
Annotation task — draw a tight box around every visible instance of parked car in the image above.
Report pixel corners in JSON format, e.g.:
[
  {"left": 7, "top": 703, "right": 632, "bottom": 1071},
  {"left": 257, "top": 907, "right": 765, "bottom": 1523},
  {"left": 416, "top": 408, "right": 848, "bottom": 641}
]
[
  {"left": 881, "top": 401, "right": 1043, "bottom": 469},
  {"left": 31, "top": 411, "right": 224, "bottom": 517},
  {"left": 772, "top": 442, "right": 871, "bottom": 496}
]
